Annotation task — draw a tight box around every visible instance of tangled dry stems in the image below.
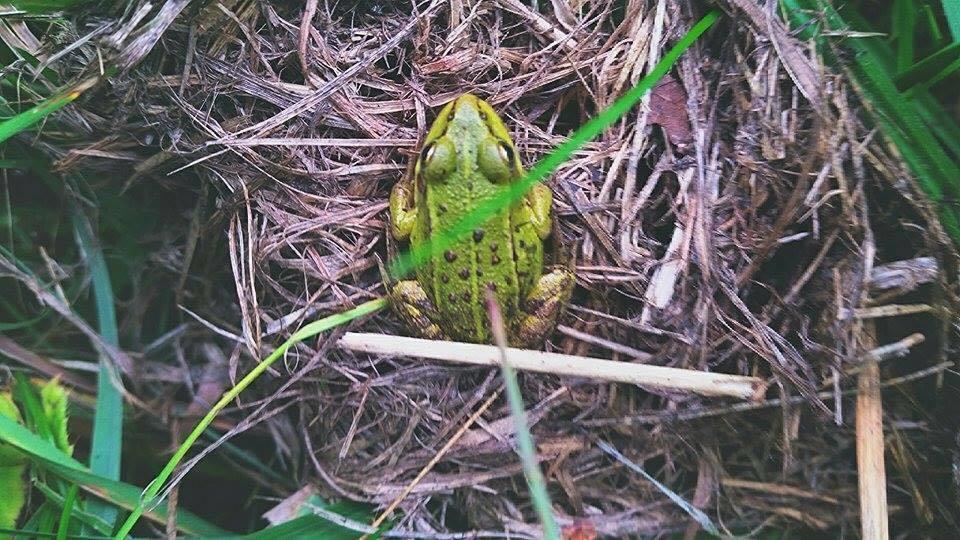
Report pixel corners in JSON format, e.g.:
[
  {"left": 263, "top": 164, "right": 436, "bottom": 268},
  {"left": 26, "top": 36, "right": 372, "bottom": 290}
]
[{"left": 7, "top": 0, "right": 960, "bottom": 536}]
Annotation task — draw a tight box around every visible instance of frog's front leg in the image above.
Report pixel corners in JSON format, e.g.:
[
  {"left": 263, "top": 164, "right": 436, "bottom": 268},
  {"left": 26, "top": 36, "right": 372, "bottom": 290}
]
[
  {"left": 389, "top": 280, "right": 447, "bottom": 341},
  {"left": 513, "top": 265, "right": 576, "bottom": 347},
  {"left": 390, "top": 176, "right": 417, "bottom": 240}
]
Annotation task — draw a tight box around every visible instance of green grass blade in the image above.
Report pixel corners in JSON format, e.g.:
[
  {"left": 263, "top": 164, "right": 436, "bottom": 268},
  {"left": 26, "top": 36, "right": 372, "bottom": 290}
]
[
  {"left": 894, "top": 41, "right": 960, "bottom": 91},
  {"left": 0, "top": 90, "right": 77, "bottom": 145},
  {"left": 924, "top": 3, "right": 946, "bottom": 44},
  {"left": 892, "top": 0, "right": 916, "bottom": 72},
  {"left": 55, "top": 484, "right": 78, "bottom": 540},
  {"left": 35, "top": 481, "right": 112, "bottom": 535},
  {"left": 5, "top": 0, "right": 89, "bottom": 12},
  {"left": 943, "top": 0, "right": 960, "bottom": 41},
  {"left": 0, "top": 413, "right": 228, "bottom": 536},
  {"left": 113, "top": 298, "right": 389, "bottom": 539},
  {"left": 498, "top": 346, "right": 559, "bottom": 538},
  {"left": 0, "top": 412, "right": 88, "bottom": 472},
  {"left": 72, "top": 206, "right": 123, "bottom": 527}
]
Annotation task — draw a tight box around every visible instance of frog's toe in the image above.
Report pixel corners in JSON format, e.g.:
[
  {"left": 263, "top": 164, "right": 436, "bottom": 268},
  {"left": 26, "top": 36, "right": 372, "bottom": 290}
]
[
  {"left": 514, "top": 265, "right": 576, "bottom": 347},
  {"left": 390, "top": 280, "right": 446, "bottom": 341}
]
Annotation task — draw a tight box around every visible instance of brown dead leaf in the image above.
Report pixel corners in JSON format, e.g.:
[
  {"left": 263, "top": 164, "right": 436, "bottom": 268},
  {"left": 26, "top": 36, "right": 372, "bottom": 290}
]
[{"left": 648, "top": 75, "right": 693, "bottom": 152}]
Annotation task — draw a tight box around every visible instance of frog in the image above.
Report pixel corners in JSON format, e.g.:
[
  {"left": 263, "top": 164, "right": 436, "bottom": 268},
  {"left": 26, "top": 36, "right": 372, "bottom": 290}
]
[{"left": 387, "top": 93, "right": 575, "bottom": 347}]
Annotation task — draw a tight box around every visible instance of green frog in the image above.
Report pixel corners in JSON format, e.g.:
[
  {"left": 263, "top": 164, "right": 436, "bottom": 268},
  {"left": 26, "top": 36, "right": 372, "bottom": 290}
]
[{"left": 387, "top": 94, "right": 575, "bottom": 347}]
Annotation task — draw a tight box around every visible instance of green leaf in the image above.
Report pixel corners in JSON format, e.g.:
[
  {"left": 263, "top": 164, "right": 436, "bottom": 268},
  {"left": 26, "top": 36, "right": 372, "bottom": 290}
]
[
  {"left": 0, "top": 89, "right": 79, "bottom": 145},
  {"left": 894, "top": 42, "right": 960, "bottom": 92},
  {"left": 39, "top": 379, "right": 72, "bottom": 456},
  {"left": 0, "top": 414, "right": 229, "bottom": 537},
  {"left": 0, "top": 392, "right": 27, "bottom": 530},
  {"left": 943, "top": 0, "right": 960, "bottom": 42},
  {"left": 71, "top": 202, "right": 123, "bottom": 527},
  {"left": 4, "top": 0, "right": 89, "bottom": 13},
  {"left": 55, "top": 484, "right": 78, "bottom": 540},
  {"left": 233, "top": 515, "right": 355, "bottom": 540},
  {"left": 892, "top": 0, "right": 916, "bottom": 72}
]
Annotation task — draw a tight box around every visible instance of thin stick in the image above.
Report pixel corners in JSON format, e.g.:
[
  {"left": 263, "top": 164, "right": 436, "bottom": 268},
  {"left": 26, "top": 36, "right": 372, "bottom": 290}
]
[
  {"left": 365, "top": 389, "right": 502, "bottom": 536},
  {"left": 338, "top": 333, "right": 764, "bottom": 399}
]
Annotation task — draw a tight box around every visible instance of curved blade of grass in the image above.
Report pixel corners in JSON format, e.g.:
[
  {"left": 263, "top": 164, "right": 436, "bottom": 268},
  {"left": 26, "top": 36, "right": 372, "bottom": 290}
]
[
  {"left": 487, "top": 293, "right": 559, "bottom": 539},
  {"left": 0, "top": 77, "right": 96, "bottom": 145},
  {"left": 0, "top": 414, "right": 228, "bottom": 536},
  {"left": 115, "top": 9, "right": 719, "bottom": 538},
  {"left": 388, "top": 9, "right": 721, "bottom": 279},
  {"left": 894, "top": 41, "right": 960, "bottom": 91},
  {"left": 54, "top": 484, "right": 78, "bottom": 540},
  {"left": 35, "top": 481, "right": 111, "bottom": 536},
  {"left": 71, "top": 204, "right": 123, "bottom": 526},
  {"left": 113, "top": 298, "right": 388, "bottom": 539}
]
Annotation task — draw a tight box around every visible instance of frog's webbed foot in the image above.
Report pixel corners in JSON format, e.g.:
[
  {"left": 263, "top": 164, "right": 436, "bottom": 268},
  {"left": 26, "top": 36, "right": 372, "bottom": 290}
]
[
  {"left": 389, "top": 280, "right": 447, "bottom": 341},
  {"left": 513, "top": 265, "right": 576, "bottom": 348}
]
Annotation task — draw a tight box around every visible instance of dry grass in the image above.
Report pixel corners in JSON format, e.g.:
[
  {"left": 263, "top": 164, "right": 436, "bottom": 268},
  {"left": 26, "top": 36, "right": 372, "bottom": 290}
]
[{"left": 8, "top": 0, "right": 960, "bottom": 536}]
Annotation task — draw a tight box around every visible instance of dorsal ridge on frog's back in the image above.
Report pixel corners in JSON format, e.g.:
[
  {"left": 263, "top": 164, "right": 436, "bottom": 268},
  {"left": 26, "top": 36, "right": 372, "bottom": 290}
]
[{"left": 416, "top": 95, "right": 523, "bottom": 341}]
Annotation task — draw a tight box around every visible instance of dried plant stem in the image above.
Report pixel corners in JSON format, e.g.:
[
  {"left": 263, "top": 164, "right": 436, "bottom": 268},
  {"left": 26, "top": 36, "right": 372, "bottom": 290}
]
[
  {"left": 338, "top": 333, "right": 764, "bottom": 399},
  {"left": 856, "top": 324, "right": 889, "bottom": 539}
]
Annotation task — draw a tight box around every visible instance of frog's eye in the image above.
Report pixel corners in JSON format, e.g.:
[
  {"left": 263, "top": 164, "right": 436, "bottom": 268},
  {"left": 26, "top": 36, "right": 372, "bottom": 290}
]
[
  {"left": 497, "top": 141, "right": 514, "bottom": 164},
  {"left": 419, "top": 138, "right": 456, "bottom": 184},
  {"left": 477, "top": 138, "right": 517, "bottom": 184}
]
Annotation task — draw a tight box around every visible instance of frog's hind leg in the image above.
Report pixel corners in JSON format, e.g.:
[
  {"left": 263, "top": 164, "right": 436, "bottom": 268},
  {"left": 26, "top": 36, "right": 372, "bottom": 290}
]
[
  {"left": 389, "top": 280, "right": 447, "bottom": 341},
  {"left": 513, "top": 265, "right": 576, "bottom": 348}
]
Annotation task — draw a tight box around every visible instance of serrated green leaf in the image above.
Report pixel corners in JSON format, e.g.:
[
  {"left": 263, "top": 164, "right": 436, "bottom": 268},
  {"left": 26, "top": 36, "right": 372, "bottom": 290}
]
[
  {"left": 0, "top": 392, "right": 27, "bottom": 530},
  {"left": 39, "top": 379, "right": 72, "bottom": 456}
]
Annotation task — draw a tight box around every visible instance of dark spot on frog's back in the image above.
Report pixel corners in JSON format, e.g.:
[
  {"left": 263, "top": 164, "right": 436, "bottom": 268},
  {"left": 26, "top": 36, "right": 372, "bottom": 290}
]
[
  {"left": 441, "top": 274, "right": 450, "bottom": 284},
  {"left": 473, "top": 229, "right": 485, "bottom": 242},
  {"left": 448, "top": 292, "right": 456, "bottom": 302},
  {"left": 489, "top": 242, "right": 498, "bottom": 252},
  {"left": 444, "top": 250, "right": 457, "bottom": 262},
  {"left": 461, "top": 291, "right": 471, "bottom": 301},
  {"left": 438, "top": 203, "right": 447, "bottom": 214},
  {"left": 487, "top": 282, "right": 497, "bottom": 292},
  {"left": 518, "top": 239, "right": 525, "bottom": 249},
  {"left": 491, "top": 254, "right": 501, "bottom": 265},
  {"left": 459, "top": 268, "right": 470, "bottom": 279}
]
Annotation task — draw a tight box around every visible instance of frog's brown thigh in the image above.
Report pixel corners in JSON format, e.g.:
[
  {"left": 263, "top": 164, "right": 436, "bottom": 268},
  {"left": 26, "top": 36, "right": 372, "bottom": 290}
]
[
  {"left": 389, "top": 280, "right": 447, "bottom": 341},
  {"left": 514, "top": 265, "right": 576, "bottom": 348}
]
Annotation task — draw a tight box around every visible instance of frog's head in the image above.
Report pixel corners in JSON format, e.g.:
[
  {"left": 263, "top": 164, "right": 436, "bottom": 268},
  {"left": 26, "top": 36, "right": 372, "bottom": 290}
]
[{"left": 416, "top": 94, "right": 522, "bottom": 186}]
